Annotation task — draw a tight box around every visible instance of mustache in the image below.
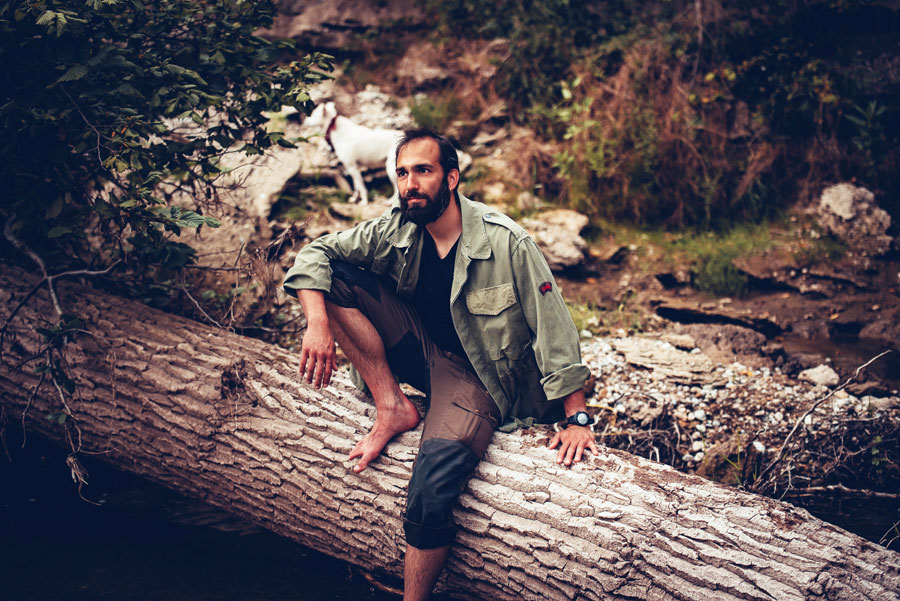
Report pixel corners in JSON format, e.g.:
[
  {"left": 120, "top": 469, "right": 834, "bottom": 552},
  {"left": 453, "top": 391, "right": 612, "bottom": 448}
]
[{"left": 403, "top": 191, "right": 429, "bottom": 200}]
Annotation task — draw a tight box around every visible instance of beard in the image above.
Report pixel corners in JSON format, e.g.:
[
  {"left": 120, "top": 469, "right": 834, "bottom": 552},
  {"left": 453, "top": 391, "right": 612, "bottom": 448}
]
[{"left": 401, "top": 177, "right": 452, "bottom": 226}]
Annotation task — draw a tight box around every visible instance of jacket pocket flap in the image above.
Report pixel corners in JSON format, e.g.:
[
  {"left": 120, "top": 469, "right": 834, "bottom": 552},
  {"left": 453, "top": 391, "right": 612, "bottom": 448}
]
[{"left": 466, "top": 283, "right": 516, "bottom": 315}]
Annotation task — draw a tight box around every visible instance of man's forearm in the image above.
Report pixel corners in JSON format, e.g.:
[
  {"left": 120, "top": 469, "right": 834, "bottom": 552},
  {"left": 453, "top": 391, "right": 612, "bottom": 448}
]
[
  {"left": 297, "top": 289, "right": 329, "bottom": 329},
  {"left": 561, "top": 389, "right": 588, "bottom": 418}
]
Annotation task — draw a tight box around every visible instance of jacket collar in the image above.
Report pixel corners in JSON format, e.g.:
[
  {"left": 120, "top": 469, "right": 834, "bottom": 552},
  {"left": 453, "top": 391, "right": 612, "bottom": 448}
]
[
  {"left": 387, "top": 193, "right": 492, "bottom": 260},
  {"left": 458, "top": 193, "right": 492, "bottom": 260}
]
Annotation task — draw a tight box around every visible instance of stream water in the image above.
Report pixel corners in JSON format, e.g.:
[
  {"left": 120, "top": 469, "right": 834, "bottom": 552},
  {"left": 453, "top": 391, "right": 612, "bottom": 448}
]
[{"left": 1, "top": 432, "right": 401, "bottom": 601}]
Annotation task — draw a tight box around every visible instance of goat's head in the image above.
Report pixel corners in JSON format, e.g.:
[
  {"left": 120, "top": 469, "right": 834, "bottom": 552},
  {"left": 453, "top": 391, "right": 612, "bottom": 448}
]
[{"left": 304, "top": 101, "right": 337, "bottom": 130}]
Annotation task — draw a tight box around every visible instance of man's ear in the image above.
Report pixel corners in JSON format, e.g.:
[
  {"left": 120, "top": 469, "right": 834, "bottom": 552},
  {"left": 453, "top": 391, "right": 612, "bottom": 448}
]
[{"left": 446, "top": 168, "right": 460, "bottom": 191}]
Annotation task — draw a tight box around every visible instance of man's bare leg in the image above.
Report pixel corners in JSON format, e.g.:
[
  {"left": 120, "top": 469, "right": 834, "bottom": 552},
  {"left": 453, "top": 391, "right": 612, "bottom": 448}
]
[
  {"left": 325, "top": 302, "right": 420, "bottom": 472},
  {"left": 404, "top": 545, "right": 449, "bottom": 601}
]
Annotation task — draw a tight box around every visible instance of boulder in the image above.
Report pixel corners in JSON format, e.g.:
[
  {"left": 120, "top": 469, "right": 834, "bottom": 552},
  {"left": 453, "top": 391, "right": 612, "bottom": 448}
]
[
  {"left": 817, "top": 183, "right": 893, "bottom": 257},
  {"left": 521, "top": 209, "right": 589, "bottom": 270},
  {"left": 799, "top": 364, "right": 841, "bottom": 387}
]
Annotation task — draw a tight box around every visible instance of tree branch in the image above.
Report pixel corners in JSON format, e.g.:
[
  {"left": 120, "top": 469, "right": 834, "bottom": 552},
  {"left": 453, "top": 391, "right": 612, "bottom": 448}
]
[{"left": 752, "top": 350, "right": 892, "bottom": 492}]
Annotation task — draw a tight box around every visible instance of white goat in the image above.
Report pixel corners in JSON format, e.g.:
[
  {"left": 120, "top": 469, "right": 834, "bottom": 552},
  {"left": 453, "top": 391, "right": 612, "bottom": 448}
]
[{"left": 305, "top": 101, "right": 402, "bottom": 205}]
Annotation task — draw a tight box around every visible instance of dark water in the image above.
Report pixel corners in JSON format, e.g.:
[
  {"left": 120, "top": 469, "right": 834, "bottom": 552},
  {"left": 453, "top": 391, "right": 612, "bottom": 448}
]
[
  {"left": 1, "top": 432, "right": 400, "bottom": 601},
  {"left": 781, "top": 336, "right": 900, "bottom": 388}
]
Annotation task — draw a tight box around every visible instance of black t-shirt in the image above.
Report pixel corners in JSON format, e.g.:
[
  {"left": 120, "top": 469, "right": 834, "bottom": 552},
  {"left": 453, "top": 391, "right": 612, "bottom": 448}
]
[{"left": 412, "top": 233, "right": 466, "bottom": 357}]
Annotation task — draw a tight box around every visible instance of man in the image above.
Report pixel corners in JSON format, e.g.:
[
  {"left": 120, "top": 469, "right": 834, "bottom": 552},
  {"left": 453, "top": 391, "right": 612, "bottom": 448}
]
[{"left": 283, "top": 128, "right": 598, "bottom": 600}]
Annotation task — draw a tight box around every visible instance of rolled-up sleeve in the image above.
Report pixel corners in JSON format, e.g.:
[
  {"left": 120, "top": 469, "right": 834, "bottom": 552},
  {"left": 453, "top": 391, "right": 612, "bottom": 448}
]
[
  {"left": 283, "top": 212, "right": 393, "bottom": 297},
  {"left": 511, "top": 237, "right": 590, "bottom": 400}
]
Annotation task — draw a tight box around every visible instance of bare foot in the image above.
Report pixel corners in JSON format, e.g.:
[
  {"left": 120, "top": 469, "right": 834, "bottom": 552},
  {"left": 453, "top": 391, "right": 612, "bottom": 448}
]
[{"left": 349, "top": 395, "right": 420, "bottom": 472}]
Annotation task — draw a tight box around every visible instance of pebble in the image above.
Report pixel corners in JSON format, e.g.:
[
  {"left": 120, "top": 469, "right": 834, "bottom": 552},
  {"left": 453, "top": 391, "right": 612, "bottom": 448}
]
[{"left": 577, "top": 336, "right": 900, "bottom": 470}]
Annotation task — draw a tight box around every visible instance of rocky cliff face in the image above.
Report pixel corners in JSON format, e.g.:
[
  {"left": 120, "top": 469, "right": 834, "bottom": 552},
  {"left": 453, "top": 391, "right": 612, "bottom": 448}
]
[{"left": 264, "top": 0, "right": 425, "bottom": 49}]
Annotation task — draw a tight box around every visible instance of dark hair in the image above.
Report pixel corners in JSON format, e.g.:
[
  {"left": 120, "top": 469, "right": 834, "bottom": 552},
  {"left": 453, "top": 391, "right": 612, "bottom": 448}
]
[{"left": 395, "top": 128, "right": 459, "bottom": 176}]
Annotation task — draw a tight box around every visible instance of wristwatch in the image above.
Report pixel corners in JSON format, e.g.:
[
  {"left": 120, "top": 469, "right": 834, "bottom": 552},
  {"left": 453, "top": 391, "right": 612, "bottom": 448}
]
[{"left": 566, "top": 411, "right": 591, "bottom": 427}]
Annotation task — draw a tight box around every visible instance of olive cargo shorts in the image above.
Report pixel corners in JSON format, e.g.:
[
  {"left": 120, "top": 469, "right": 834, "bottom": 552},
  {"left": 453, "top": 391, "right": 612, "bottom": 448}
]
[{"left": 326, "top": 261, "right": 500, "bottom": 549}]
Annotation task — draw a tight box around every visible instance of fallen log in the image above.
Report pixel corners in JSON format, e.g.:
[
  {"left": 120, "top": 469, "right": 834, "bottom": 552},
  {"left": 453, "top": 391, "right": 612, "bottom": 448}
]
[{"left": 1, "top": 263, "right": 898, "bottom": 601}]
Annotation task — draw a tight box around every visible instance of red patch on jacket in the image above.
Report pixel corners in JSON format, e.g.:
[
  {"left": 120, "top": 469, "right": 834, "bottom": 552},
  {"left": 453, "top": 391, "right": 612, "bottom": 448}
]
[{"left": 539, "top": 281, "right": 552, "bottom": 295}]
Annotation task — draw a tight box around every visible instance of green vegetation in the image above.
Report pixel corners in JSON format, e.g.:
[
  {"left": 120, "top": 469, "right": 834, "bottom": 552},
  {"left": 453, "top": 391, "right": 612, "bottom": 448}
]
[
  {"left": 409, "top": 93, "right": 462, "bottom": 132},
  {"left": 594, "top": 219, "right": 774, "bottom": 297},
  {"left": 568, "top": 293, "right": 648, "bottom": 336},
  {"left": 1, "top": 0, "right": 331, "bottom": 300},
  {"left": 427, "top": 0, "right": 900, "bottom": 231}
]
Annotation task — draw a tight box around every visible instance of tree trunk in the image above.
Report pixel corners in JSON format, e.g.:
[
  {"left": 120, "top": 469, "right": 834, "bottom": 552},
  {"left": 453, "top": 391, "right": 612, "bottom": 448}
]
[{"left": 1, "top": 263, "right": 898, "bottom": 601}]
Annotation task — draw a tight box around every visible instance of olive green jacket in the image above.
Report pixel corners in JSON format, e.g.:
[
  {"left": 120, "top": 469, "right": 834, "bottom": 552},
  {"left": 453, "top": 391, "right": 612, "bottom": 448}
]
[{"left": 283, "top": 194, "right": 590, "bottom": 424}]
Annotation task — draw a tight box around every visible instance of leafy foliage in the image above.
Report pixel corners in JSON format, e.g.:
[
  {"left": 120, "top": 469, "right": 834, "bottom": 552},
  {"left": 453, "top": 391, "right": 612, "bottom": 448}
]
[
  {"left": 428, "top": 0, "right": 900, "bottom": 230},
  {"left": 428, "top": 0, "right": 650, "bottom": 111},
  {"left": 0, "top": 0, "right": 331, "bottom": 279}
]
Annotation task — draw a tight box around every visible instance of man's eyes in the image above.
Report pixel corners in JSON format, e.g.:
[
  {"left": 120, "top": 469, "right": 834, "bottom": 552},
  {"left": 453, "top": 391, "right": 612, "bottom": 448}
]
[{"left": 397, "top": 167, "right": 431, "bottom": 176}]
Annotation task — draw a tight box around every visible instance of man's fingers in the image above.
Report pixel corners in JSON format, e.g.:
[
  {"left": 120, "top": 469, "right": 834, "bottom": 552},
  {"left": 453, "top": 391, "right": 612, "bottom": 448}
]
[
  {"left": 313, "top": 360, "right": 324, "bottom": 388},
  {"left": 299, "top": 349, "right": 310, "bottom": 379},
  {"left": 548, "top": 432, "right": 561, "bottom": 449},
  {"left": 564, "top": 443, "right": 576, "bottom": 466},
  {"left": 574, "top": 443, "right": 585, "bottom": 464},
  {"left": 589, "top": 440, "right": 600, "bottom": 455},
  {"left": 322, "top": 363, "right": 333, "bottom": 387}
]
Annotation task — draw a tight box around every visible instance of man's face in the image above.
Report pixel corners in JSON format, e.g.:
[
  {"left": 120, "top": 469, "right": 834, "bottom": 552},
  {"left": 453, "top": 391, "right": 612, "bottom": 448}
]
[{"left": 397, "top": 138, "right": 456, "bottom": 226}]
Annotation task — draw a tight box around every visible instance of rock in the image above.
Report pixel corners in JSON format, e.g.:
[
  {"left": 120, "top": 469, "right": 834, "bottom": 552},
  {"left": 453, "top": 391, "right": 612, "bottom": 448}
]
[
  {"left": 395, "top": 43, "right": 451, "bottom": 90},
  {"left": 817, "top": 183, "right": 893, "bottom": 257},
  {"left": 515, "top": 191, "right": 543, "bottom": 213},
  {"left": 670, "top": 324, "right": 770, "bottom": 368},
  {"left": 265, "top": 0, "right": 424, "bottom": 49},
  {"left": 799, "top": 364, "right": 840, "bottom": 387},
  {"left": 352, "top": 85, "right": 415, "bottom": 130},
  {"left": 867, "top": 396, "right": 900, "bottom": 412},
  {"left": 521, "top": 209, "right": 589, "bottom": 270},
  {"left": 847, "top": 380, "right": 894, "bottom": 399},
  {"left": 611, "top": 337, "right": 715, "bottom": 385},
  {"left": 660, "top": 333, "right": 697, "bottom": 351}
]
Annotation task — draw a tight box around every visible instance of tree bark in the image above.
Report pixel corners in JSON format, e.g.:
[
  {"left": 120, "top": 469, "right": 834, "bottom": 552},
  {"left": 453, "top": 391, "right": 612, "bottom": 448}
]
[{"left": 1, "top": 262, "right": 898, "bottom": 601}]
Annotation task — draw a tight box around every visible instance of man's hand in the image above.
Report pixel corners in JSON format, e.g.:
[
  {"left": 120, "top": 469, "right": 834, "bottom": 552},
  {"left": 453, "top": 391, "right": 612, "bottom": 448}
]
[
  {"left": 299, "top": 322, "right": 336, "bottom": 389},
  {"left": 548, "top": 425, "right": 599, "bottom": 467}
]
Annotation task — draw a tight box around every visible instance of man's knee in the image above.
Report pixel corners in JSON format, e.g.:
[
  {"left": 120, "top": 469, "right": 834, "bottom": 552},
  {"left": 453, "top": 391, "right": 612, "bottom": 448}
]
[
  {"left": 326, "top": 260, "right": 381, "bottom": 308},
  {"left": 403, "top": 438, "right": 479, "bottom": 549}
]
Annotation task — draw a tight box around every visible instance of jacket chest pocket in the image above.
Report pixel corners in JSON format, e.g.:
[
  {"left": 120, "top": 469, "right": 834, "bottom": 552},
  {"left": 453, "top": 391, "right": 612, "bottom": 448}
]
[{"left": 465, "top": 283, "right": 530, "bottom": 359}]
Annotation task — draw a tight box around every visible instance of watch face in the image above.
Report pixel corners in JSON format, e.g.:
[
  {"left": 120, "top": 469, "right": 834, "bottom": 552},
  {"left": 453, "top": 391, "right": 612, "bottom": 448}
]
[{"left": 576, "top": 412, "right": 589, "bottom": 426}]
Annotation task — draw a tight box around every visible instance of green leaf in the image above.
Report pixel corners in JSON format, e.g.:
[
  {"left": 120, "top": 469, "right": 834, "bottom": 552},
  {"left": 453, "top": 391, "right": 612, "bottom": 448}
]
[
  {"left": 46, "top": 196, "right": 64, "bottom": 219},
  {"left": 47, "top": 226, "right": 72, "bottom": 238},
  {"left": 56, "top": 64, "right": 88, "bottom": 83}
]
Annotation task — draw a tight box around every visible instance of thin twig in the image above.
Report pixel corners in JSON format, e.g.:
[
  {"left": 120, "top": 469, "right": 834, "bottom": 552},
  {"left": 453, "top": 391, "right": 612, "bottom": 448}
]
[
  {"left": 752, "top": 350, "right": 892, "bottom": 491},
  {"left": 180, "top": 285, "right": 225, "bottom": 329},
  {"left": 49, "top": 361, "right": 83, "bottom": 453},
  {"left": 21, "top": 371, "right": 46, "bottom": 447},
  {"left": 4, "top": 220, "right": 63, "bottom": 317},
  {"left": 880, "top": 519, "right": 900, "bottom": 549},
  {"left": 782, "top": 483, "right": 900, "bottom": 500},
  {"left": 0, "top": 280, "right": 44, "bottom": 359},
  {"left": 60, "top": 86, "right": 108, "bottom": 164}
]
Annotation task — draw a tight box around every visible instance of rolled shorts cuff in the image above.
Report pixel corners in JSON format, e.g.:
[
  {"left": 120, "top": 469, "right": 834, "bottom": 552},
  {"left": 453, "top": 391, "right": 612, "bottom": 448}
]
[{"left": 403, "top": 518, "right": 456, "bottom": 549}]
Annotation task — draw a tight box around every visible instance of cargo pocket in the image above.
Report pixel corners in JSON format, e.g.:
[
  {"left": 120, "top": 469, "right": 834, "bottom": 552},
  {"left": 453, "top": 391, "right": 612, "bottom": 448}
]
[
  {"left": 465, "top": 283, "right": 516, "bottom": 315},
  {"left": 465, "top": 283, "right": 529, "bottom": 358}
]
